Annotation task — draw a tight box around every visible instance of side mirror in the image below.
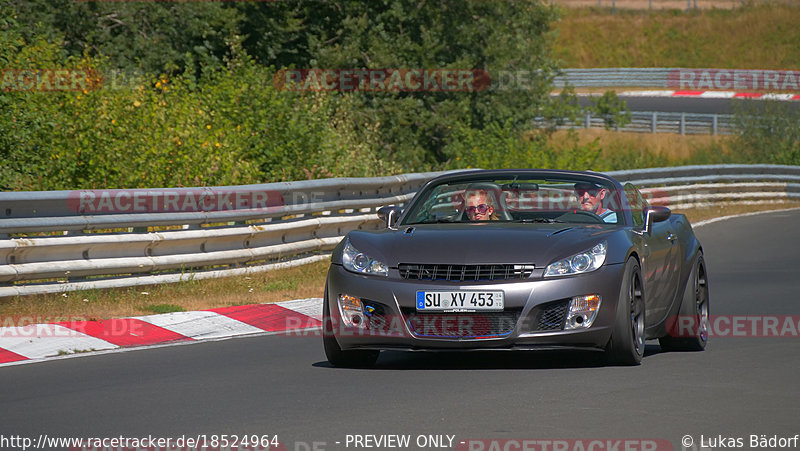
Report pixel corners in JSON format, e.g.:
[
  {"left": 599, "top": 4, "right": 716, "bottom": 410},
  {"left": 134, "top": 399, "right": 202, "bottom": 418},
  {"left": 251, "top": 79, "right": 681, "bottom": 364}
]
[
  {"left": 377, "top": 206, "right": 402, "bottom": 229},
  {"left": 643, "top": 206, "right": 670, "bottom": 234}
]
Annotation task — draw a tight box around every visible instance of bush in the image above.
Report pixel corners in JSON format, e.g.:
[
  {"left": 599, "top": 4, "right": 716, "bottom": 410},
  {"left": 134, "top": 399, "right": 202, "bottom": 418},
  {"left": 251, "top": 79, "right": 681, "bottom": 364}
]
[
  {"left": 732, "top": 100, "right": 800, "bottom": 166},
  {"left": 590, "top": 91, "right": 632, "bottom": 131},
  {"left": 0, "top": 50, "right": 398, "bottom": 190},
  {"left": 443, "top": 122, "right": 601, "bottom": 171}
]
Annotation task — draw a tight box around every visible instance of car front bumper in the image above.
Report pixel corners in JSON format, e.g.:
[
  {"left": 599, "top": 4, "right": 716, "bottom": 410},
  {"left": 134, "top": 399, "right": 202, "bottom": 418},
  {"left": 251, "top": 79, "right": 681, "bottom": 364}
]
[{"left": 325, "top": 262, "right": 627, "bottom": 352}]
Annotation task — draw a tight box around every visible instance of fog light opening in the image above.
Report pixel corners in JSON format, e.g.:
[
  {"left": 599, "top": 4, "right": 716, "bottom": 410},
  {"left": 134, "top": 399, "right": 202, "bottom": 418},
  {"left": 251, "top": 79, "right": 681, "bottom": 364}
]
[
  {"left": 338, "top": 294, "right": 367, "bottom": 329},
  {"left": 565, "top": 294, "right": 601, "bottom": 330}
]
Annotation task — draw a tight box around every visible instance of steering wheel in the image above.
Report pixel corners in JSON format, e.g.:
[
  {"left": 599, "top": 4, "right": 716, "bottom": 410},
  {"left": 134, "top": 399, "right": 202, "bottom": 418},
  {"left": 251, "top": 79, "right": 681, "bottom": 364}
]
[{"left": 555, "top": 209, "right": 605, "bottom": 224}]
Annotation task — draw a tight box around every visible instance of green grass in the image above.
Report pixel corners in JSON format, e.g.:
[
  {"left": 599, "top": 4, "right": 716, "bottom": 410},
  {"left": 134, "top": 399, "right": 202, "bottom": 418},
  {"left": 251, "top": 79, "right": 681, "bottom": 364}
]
[
  {"left": 554, "top": 3, "right": 800, "bottom": 69},
  {"left": 263, "top": 279, "right": 300, "bottom": 293},
  {"left": 144, "top": 304, "right": 186, "bottom": 314}
]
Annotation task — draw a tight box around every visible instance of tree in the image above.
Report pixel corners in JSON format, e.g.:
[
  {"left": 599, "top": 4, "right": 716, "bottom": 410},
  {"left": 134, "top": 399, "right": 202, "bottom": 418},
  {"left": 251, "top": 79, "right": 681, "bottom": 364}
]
[
  {"left": 7, "top": 0, "right": 242, "bottom": 75},
  {"left": 238, "top": 0, "right": 565, "bottom": 169}
]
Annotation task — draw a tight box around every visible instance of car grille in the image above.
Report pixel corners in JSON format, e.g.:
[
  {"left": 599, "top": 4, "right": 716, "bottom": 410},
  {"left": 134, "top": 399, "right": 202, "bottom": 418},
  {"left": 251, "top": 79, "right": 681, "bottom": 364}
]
[
  {"left": 529, "top": 300, "right": 569, "bottom": 332},
  {"left": 398, "top": 264, "right": 534, "bottom": 282},
  {"left": 403, "top": 309, "right": 521, "bottom": 338}
]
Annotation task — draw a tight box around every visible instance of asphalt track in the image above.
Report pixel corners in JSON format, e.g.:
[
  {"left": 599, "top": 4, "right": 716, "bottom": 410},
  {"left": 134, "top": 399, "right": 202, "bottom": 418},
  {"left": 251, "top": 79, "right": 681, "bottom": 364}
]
[{"left": 1, "top": 210, "right": 799, "bottom": 451}]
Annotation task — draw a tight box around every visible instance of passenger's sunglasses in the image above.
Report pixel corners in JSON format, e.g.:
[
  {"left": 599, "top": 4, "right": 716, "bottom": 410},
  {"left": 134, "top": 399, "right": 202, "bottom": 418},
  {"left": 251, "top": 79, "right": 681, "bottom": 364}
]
[
  {"left": 466, "top": 204, "right": 491, "bottom": 215},
  {"left": 576, "top": 189, "right": 600, "bottom": 197}
]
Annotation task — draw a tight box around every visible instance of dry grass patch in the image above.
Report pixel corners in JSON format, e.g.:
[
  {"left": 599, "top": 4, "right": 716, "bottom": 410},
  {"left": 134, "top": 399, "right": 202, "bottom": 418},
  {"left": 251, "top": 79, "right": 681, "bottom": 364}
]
[
  {"left": 551, "top": 129, "right": 732, "bottom": 163},
  {"left": 554, "top": 3, "right": 800, "bottom": 69}
]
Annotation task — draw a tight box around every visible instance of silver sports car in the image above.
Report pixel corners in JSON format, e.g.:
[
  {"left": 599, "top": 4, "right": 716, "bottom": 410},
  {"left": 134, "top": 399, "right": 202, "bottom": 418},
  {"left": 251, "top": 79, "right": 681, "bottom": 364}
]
[{"left": 322, "top": 169, "right": 709, "bottom": 367}]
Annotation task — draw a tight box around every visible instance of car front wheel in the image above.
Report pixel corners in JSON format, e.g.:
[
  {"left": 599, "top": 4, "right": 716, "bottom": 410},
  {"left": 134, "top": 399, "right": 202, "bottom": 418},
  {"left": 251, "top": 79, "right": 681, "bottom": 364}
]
[{"left": 606, "top": 258, "right": 645, "bottom": 366}]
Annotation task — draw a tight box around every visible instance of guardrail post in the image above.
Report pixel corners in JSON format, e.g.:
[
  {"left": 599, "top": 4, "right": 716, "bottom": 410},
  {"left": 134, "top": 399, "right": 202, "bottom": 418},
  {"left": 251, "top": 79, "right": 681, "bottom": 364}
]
[
  {"left": 651, "top": 112, "right": 657, "bottom": 134},
  {"left": 712, "top": 115, "right": 718, "bottom": 136},
  {"left": 680, "top": 113, "right": 686, "bottom": 135},
  {"left": 585, "top": 112, "right": 591, "bottom": 129}
]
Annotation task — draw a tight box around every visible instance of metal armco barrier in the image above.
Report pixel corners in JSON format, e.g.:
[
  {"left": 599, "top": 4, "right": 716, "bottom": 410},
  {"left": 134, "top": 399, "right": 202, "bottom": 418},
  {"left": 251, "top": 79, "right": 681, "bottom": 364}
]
[
  {"left": 551, "top": 0, "right": 775, "bottom": 10},
  {"left": 1, "top": 165, "right": 798, "bottom": 297},
  {"left": 607, "top": 164, "right": 800, "bottom": 209},
  {"left": 553, "top": 68, "right": 800, "bottom": 92},
  {"left": 554, "top": 68, "right": 672, "bottom": 88},
  {"left": 0, "top": 171, "right": 454, "bottom": 297},
  {"left": 537, "top": 111, "right": 737, "bottom": 135}
]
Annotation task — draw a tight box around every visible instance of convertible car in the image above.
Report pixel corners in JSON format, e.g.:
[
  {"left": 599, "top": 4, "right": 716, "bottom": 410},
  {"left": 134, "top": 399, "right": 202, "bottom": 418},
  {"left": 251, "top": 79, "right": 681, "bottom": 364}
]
[{"left": 322, "top": 169, "right": 709, "bottom": 367}]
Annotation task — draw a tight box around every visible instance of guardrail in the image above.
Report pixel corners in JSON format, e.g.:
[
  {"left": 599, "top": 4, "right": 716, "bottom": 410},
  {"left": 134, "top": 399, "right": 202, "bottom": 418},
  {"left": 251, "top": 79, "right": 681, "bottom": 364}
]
[
  {"left": 538, "top": 111, "right": 737, "bottom": 135},
  {"left": 1, "top": 165, "right": 799, "bottom": 297},
  {"left": 554, "top": 68, "right": 672, "bottom": 89},
  {"left": 554, "top": 68, "right": 800, "bottom": 93},
  {"left": 607, "top": 164, "right": 800, "bottom": 209},
  {"left": 0, "top": 171, "right": 454, "bottom": 297},
  {"left": 551, "top": 0, "right": 772, "bottom": 10}
]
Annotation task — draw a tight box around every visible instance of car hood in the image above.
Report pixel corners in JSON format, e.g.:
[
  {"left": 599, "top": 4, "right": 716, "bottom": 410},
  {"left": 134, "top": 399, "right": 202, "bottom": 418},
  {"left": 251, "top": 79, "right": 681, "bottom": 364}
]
[{"left": 347, "top": 223, "right": 618, "bottom": 267}]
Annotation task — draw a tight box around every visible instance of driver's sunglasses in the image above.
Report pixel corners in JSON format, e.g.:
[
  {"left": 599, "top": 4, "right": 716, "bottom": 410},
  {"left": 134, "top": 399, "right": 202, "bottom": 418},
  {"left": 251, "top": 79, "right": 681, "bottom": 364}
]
[
  {"left": 576, "top": 189, "right": 599, "bottom": 197},
  {"left": 466, "top": 204, "right": 491, "bottom": 215}
]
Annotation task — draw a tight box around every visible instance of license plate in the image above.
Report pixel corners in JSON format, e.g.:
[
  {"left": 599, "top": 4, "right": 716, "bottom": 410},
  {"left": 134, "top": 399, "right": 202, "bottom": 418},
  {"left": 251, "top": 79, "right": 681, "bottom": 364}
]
[{"left": 416, "top": 291, "right": 504, "bottom": 311}]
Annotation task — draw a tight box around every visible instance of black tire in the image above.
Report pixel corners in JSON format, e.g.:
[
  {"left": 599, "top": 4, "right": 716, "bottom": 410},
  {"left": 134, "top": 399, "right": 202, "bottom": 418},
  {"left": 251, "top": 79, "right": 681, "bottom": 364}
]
[
  {"left": 659, "top": 254, "right": 709, "bottom": 352},
  {"left": 322, "top": 289, "right": 379, "bottom": 368},
  {"left": 606, "top": 258, "right": 646, "bottom": 366}
]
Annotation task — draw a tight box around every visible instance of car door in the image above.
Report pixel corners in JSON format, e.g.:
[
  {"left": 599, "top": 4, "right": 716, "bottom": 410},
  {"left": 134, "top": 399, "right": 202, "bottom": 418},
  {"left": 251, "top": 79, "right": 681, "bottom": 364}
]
[
  {"left": 625, "top": 184, "right": 674, "bottom": 325},
  {"left": 646, "top": 217, "right": 680, "bottom": 321}
]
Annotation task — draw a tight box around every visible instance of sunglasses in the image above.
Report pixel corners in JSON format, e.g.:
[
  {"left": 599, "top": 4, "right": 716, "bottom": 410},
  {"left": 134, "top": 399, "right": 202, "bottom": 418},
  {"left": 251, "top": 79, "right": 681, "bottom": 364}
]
[
  {"left": 576, "top": 189, "right": 600, "bottom": 197},
  {"left": 466, "top": 204, "right": 491, "bottom": 215}
]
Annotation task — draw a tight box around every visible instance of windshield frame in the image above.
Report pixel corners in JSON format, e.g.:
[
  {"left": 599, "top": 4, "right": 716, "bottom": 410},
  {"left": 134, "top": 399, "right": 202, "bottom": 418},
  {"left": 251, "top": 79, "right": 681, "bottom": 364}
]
[{"left": 399, "top": 170, "right": 629, "bottom": 227}]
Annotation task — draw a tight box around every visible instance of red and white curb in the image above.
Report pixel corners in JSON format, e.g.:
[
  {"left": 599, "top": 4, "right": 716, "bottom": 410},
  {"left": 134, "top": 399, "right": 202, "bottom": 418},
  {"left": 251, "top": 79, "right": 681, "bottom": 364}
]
[
  {"left": 0, "top": 298, "right": 323, "bottom": 366},
  {"left": 619, "top": 90, "right": 800, "bottom": 100}
]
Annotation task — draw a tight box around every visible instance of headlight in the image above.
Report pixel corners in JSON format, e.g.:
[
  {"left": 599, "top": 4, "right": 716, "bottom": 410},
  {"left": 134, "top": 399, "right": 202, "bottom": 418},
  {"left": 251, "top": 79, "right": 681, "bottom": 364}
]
[
  {"left": 342, "top": 239, "right": 388, "bottom": 277},
  {"left": 544, "top": 241, "right": 607, "bottom": 277}
]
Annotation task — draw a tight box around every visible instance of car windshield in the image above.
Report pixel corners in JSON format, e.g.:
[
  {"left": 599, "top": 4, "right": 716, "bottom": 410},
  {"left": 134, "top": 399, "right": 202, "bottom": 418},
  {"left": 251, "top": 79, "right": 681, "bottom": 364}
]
[{"left": 401, "top": 173, "right": 626, "bottom": 226}]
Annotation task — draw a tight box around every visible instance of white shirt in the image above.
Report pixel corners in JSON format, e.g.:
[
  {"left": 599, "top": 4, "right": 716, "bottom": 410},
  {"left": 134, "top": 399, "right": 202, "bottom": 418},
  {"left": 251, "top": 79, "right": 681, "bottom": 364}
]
[{"left": 600, "top": 210, "right": 617, "bottom": 223}]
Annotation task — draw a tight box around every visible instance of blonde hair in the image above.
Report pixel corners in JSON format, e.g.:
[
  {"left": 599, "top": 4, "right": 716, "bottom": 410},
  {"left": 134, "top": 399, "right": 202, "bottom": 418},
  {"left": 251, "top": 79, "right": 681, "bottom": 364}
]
[{"left": 466, "top": 189, "right": 500, "bottom": 221}]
